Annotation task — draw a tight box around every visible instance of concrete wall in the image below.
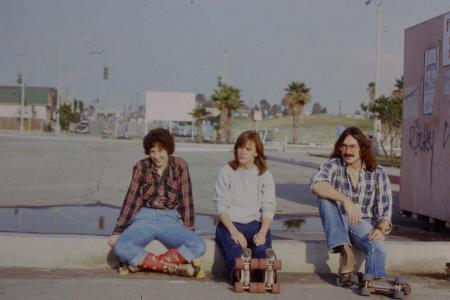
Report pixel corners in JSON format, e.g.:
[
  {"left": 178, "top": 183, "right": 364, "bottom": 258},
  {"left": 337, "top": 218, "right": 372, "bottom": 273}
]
[
  {"left": 1, "top": 233, "right": 449, "bottom": 274},
  {"left": 401, "top": 11, "right": 450, "bottom": 223}
]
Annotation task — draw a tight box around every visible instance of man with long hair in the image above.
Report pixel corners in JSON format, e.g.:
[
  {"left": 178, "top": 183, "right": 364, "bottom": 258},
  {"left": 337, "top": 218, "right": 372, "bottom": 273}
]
[{"left": 311, "top": 127, "right": 392, "bottom": 279}]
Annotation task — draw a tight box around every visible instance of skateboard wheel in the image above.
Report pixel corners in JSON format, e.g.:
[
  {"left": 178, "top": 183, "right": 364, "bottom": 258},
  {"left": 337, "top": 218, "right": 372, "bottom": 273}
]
[
  {"left": 393, "top": 290, "right": 404, "bottom": 299},
  {"left": 195, "top": 269, "right": 206, "bottom": 279},
  {"left": 360, "top": 287, "right": 370, "bottom": 296},
  {"left": 249, "top": 282, "right": 258, "bottom": 293},
  {"left": 118, "top": 267, "right": 129, "bottom": 275},
  {"left": 402, "top": 283, "right": 411, "bottom": 295},
  {"left": 235, "top": 258, "right": 243, "bottom": 270},
  {"left": 250, "top": 259, "right": 259, "bottom": 269},
  {"left": 271, "top": 283, "right": 281, "bottom": 294},
  {"left": 234, "top": 282, "right": 243, "bottom": 293},
  {"left": 256, "top": 282, "right": 266, "bottom": 293},
  {"left": 258, "top": 259, "right": 267, "bottom": 269},
  {"left": 274, "top": 259, "right": 282, "bottom": 271}
]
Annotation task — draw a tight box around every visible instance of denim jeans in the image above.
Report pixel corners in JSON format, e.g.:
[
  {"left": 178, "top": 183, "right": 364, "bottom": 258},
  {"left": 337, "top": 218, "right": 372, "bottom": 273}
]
[
  {"left": 114, "top": 208, "right": 206, "bottom": 267},
  {"left": 215, "top": 220, "right": 272, "bottom": 284},
  {"left": 318, "top": 198, "right": 387, "bottom": 278}
]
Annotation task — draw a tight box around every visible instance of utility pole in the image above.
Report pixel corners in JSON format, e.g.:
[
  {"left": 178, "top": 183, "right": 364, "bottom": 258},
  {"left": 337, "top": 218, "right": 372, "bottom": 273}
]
[
  {"left": 17, "top": 56, "right": 26, "bottom": 132},
  {"left": 55, "top": 47, "right": 62, "bottom": 134}
]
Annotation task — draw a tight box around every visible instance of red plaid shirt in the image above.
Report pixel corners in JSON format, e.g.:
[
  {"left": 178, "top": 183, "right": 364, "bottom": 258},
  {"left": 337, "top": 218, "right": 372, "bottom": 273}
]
[{"left": 113, "top": 156, "right": 195, "bottom": 234}]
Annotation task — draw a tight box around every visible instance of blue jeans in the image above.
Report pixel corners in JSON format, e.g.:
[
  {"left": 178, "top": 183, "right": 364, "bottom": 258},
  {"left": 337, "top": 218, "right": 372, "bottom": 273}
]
[
  {"left": 114, "top": 208, "right": 206, "bottom": 267},
  {"left": 215, "top": 220, "right": 272, "bottom": 284},
  {"left": 318, "top": 198, "right": 387, "bottom": 278}
]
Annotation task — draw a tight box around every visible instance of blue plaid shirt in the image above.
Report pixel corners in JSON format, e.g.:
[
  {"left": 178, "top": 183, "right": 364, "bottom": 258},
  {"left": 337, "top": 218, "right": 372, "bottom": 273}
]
[{"left": 311, "top": 157, "right": 392, "bottom": 224}]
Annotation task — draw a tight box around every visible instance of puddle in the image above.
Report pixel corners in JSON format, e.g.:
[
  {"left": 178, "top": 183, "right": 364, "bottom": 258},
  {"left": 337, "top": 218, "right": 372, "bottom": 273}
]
[{"left": 0, "top": 205, "right": 323, "bottom": 236}]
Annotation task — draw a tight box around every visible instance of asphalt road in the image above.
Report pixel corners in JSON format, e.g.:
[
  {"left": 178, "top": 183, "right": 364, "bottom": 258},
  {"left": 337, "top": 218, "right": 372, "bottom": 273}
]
[
  {"left": 0, "top": 133, "right": 319, "bottom": 215},
  {"left": 0, "top": 268, "right": 449, "bottom": 300}
]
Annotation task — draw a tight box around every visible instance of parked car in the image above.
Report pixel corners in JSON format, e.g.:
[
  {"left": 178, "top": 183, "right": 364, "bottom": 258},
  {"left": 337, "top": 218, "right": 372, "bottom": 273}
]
[{"left": 75, "top": 124, "right": 89, "bottom": 134}]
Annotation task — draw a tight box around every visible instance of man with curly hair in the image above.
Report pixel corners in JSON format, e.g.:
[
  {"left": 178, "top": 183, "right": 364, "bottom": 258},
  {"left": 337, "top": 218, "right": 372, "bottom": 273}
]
[
  {"left": 311, "top": 127, "right": 392, "bottom": 279},
  {"left": 108, "top": 128, "right": 205, "bottom": 275}
]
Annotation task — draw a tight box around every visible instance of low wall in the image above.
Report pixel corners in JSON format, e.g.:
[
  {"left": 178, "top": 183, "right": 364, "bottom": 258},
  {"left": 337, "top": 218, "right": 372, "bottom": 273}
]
[{"left": 0, "top": 233, "right": 448, "bottom": 274}]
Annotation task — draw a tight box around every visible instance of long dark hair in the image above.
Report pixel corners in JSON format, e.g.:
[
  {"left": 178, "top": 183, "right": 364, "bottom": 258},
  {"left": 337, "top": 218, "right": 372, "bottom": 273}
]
[
  {"left": 228, "top": 130, "right": 267, "bottom": 175},
  {"left": 331, "top": 127, "right": 377, "bottom": 171}
]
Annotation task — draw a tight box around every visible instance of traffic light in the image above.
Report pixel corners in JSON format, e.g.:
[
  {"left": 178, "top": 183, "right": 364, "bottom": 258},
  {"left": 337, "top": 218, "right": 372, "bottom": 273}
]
[
  {"left": 17, "top": 73, "right": 22, "bottom": 84},
  {"left": 103, "top": 66, "right": 109, "bottom": 80}
]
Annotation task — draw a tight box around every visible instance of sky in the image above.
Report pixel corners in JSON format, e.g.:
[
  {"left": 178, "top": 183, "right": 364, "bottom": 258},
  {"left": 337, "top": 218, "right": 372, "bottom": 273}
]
[{"left": 0, "top": 0, "right": 449, "bottom": 114}]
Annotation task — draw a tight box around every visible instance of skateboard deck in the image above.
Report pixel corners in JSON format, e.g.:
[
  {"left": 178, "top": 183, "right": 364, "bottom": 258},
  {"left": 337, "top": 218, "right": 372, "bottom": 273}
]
[{"left": 360, "top": 273, "right": 411, "bottom": 299}]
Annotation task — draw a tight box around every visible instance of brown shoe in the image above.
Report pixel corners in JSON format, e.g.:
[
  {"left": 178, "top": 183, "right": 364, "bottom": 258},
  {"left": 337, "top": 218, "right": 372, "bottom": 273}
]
[{"left": 338, "top": 244, "right": 356, "bottom": 274}]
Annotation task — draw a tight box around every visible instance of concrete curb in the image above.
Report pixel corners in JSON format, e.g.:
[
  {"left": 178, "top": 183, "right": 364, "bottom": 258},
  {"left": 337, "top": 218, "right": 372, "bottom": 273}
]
[{"left": 1, "top": 233, "right": 448, "bottom": 274}]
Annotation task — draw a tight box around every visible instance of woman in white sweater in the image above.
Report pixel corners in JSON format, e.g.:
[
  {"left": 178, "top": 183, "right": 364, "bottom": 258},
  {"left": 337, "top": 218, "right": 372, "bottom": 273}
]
[{"left": 213, "top": 130, "right": 277, "bottom": 283}]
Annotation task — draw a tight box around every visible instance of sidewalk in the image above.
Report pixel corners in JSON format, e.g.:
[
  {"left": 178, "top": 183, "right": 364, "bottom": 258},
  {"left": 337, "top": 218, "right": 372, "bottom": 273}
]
[{"left": 1, "top": 268, "right": 449, "bottom": 300}]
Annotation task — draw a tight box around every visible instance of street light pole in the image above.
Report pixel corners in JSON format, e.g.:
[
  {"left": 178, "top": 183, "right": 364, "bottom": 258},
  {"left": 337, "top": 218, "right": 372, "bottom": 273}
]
[
  {"left": 374, "top": 1, "right": 382, "bottom": 134},
  {"left": 375, "top": 2, "right": 381, "bottom": 99},
  {"left": 366, "top": 0, "right": 383, "bottom": 148},
  {"left": 20, "top": 62, "right": 26, "bottom": 132},
  {"left": 55, "top": 46, "right": 62, "bottom": 134},
  {"left": 17, "top": 52, "right": 26, "bottom": 132}
]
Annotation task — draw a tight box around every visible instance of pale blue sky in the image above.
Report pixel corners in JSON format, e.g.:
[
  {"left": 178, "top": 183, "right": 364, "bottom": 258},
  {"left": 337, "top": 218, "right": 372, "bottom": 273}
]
[{"left": 1, "top": 0, "right": 449, "bottom": 114}]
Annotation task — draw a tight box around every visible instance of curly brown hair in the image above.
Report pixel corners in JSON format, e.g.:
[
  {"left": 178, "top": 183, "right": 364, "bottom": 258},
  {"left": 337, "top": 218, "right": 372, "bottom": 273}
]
[
  {"left": 143, "top": 128, "right": 175, "bottom": 155},
  {"left": 330, "top": 127, "right": 377, "bottom": 172},
  {"left": 228, "top": 130, "right": 267, "bottom": 175}
]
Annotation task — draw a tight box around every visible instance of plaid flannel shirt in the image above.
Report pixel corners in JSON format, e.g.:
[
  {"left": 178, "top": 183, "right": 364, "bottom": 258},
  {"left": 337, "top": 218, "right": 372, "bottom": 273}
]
[
  {"left": 113, "top": 156, "right": 195, "bottom": 234},
  {"left": 311, "top": 157, "right": 392, "bottom": 225}
]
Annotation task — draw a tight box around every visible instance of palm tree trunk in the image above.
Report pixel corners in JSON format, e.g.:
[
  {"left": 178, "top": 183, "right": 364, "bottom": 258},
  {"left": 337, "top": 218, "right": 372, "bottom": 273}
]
[
  {"left": 219, "top": 109, "right": 227, "bottom": 143},
  {"left": 292, "top": 113, "right": 299, "bottom": 144},
  {"left": 226, "top": 109, "right": 232, "bottom": 144},
  {"left": 196, "top": 119, "right": 203, "bottom": 143}
]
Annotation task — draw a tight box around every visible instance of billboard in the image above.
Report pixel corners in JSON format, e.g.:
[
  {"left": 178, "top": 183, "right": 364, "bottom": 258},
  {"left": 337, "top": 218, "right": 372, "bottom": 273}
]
[{"left": 145, "top": 91, "right": 195, "bottom": 122}]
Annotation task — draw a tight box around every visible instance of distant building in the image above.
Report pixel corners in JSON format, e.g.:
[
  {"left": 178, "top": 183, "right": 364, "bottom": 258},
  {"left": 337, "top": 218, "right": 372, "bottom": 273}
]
[
  {"left": 0, "top": 85, "right": 56, "bottom": 130},
  {"left": 233, "top": 103, "right": 251, "bottom": 118}
]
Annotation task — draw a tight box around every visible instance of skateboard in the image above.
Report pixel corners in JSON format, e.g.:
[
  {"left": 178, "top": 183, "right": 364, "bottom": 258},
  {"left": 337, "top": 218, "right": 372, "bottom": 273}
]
[
  {"left": 118, "top": 258, "right": 205, "bottom": 279},
  {"left": 360, "top": 273, "right": 411, "bottom": 299},
  {"left": 233, "top": 248, "right": 282, "bottom": 294},
  {"left": 336, "top": 271, "right": 362, "bottom": 287}
]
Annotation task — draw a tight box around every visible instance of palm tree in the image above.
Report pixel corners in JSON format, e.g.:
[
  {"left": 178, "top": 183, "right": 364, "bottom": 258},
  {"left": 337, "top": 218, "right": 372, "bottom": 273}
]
[
  {"left": 367, "top": 81, "right": 376, "bottom": 103},
  {"left": 190, "top": 106, "right": 210, "bottom": 143},
  {"left": 282, "top": 81, "right": 311, "bottom": 144},
  {"left": 391, "top": 76, "right": 403, "bottom": 98},
  {"left": 211, "top": 84, "right": 242, "bottom": 143}
]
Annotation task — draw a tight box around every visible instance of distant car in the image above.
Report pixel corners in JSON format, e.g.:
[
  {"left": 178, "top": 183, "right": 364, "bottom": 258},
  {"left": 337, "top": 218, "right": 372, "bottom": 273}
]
[{"left": 75, "top": 124, "right": 89, "bottom": 134}]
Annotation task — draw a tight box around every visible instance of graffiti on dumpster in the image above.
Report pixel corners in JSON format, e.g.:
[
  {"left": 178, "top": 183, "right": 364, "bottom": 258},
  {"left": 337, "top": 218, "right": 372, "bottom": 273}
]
[
  {"left": 408, "top": 119, "right": 435, "bottom": 155},
  {"left": 443, "top": 121, "right": 450, "bottom": 148}
]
